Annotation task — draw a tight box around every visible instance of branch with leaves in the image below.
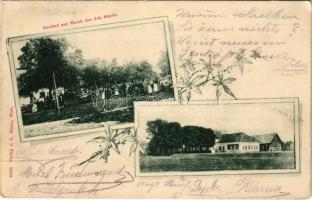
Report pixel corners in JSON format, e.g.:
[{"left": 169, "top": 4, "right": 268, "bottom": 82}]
[
  {"left": 79, "top": 125, "right": 139, "bottom": 165},
  {"left": 177, "top": 48, "right": 264, "bottom": 102}
]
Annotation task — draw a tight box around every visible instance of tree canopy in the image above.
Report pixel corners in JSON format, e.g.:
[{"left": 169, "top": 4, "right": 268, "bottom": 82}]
[
  {"left": 17, "top": 37, "right": 168, "bottom": 99},
  {"left": 146, "top": 119, "right": 215, "bottom": 156},
  {"left": 81, "top": 59, "right": 158, "bottom": 89},
  {"left": 18, "top": 37, "right": 80, "bottom": 96},
  {"left": 157, "top": 51, "right": 171, "bottom": 77}
]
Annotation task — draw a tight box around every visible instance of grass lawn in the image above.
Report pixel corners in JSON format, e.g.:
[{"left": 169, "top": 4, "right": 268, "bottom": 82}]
[
  {"left": 21, "top": 91, "right": 173, "bottom": 125},
  {"left": 139, "top": 151, "right": 295, "bottom": 172},
  {"left": 22, "top": 102, "right": 134, "bottom": 138},
  {"left": 22, "top": 102, "right": 134, "bottom": 125},
  {"left": 21, "top": 91, "right": 173, "bottom": 138}
]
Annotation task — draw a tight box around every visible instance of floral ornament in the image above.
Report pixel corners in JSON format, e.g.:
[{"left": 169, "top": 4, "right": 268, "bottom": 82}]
[
  {"left": 177, "top": 48, "right": 265, "bottom": 102},
  {"left": 127, "top": 127, "right": 140, "bottom": 156},
  {"left": 79, "top": 125, "right": 137, "bottom": 165},
  {"left": 250, "top": 49, "right": 262, "bottom": 59},
  {"left": 177, "top": 54, "right": 207, "bottom": 102},
  {"left": 199, "top": 53, "right": 216, "bottom": 73},
  {"left": 128, "top": 127, "right": 149, "bottom": 156},
  {"left": 233, "top": 49, "right": 252, "bottom": 74},
  {"left": 212, "top": 73, "right": 237, "bottom": 100},
  {"left": 177, "top": 73, "right": 205, "bottom": 102},
  {"left": 181, "top": 56, "right": 197, "bottom": 72}
]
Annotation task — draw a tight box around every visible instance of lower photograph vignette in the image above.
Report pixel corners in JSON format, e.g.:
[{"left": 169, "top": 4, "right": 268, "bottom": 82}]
[{"left": 134, "top": 98, "right": 300, "bottom": 176}]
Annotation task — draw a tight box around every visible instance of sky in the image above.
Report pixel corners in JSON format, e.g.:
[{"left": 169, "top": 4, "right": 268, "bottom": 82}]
[
  {"left": 12, "top": 21, "right": 168, "bottom": 73},
  {"left": 137, "top": 102, "right": 296, "bottom": 142}
]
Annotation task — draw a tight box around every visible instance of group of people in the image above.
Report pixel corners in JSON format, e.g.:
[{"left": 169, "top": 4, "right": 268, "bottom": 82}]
[
  {"left": 30, "top": 90, "right": 64, "bottom": 113},
  {"left": 26, "top": 77, "right": 173, "bottom": 113},
  {"left": 98, "top": 80, "right": 162, "bottom": 100}
]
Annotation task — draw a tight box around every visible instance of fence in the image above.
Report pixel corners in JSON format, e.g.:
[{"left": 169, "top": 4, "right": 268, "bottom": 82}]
[{"left": 91, "top": 92, "right": 173, "bottom": 113}]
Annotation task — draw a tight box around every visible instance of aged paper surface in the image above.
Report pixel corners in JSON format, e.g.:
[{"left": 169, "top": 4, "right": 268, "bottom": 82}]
[{"left": 0, "top": 1, "right": 311, "bottom": 198}]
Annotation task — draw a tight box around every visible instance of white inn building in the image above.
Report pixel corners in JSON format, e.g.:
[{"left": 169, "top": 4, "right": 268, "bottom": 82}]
[{"left": 214, "top": 132, "right": 260, "bottom": 153}]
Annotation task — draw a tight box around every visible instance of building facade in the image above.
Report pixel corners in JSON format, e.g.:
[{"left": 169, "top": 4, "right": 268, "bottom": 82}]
[
  {"left": 214, "top": 132, "right": 260, "bottom": 153},
  {"left": 253, "top": 133, "right": 283, "bottom": 151}
]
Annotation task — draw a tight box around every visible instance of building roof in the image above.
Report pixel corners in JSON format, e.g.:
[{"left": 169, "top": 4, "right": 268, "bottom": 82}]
[
  {"left": 253, "top": 133, "right": 278, "bottom": 144},
  {"left": 218, "top": 132, "right": 259, "bottom": 143}
]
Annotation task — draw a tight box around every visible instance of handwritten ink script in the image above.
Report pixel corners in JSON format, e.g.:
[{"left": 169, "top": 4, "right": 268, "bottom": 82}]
[
  {"left": 175, "top": 7, "right": 309, "bottom": 76},
  {"left": 14, "top": 145, "right": 134, "bottom": 196},
  {"left": 137, "top": 177, "right": 290, "bottom": 198}
]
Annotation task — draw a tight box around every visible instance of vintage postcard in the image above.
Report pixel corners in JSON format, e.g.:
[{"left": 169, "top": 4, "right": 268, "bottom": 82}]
[
  {"left": 0, "top": 1, "right": 311, "bottom": 199},
  {"left": 6, "top": 17, "right": 177, "bottom": 142}
]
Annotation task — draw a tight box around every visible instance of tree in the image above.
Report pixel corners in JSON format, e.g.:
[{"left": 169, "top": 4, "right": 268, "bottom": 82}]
[
  {"left": 182, "top": 126, "right": 215, "bottom": 152},
  {"left": 17, "top": 37, "right": 80, "bottom": 97},
  {"left": 66, "top": 49, "right": 84, "bottom": 68},
  {"left": 165, "top": 122, "right": 183, "bottom": 154},
  {"left": 82, "top": 65, "right": 102, "bottom": 89},
  {"left": 81, "top": 59, "right": 158, "bottom": 91},
  {"left": 125, "top": 60, "right": 158, "bottom": 83},
  {"left": 182, "top": 126, "right": 199, "bottom": 152},
  {"left": 157, "top": 51, "right": 171, "bottom": 77},
  {"left": 146, "top": 119, "right": 215, "bottom": 156},
  {"left": 198, "top": 126, "right": 215, "bottom": 151},
  {"left": 146, "top": 119, "right": 169, "bottom": 156},
  {"left": 146, "top": 119, "right": 182, "bottom": 156}
]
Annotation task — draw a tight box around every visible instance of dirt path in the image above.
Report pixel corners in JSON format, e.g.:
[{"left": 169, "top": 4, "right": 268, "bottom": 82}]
[{"left": 24, "top": 118, "right": 119, "bottom": 138}]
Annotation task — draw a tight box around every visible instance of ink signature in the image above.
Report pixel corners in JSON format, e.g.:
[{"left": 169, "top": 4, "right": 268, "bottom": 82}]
[{"left": 14, "top": 155, "right": 134, "bottom": 195}]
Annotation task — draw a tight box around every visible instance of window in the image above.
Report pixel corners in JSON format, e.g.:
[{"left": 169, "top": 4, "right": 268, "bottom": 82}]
[{"left": 227, "top": 144, "right": 239, "bottom": 150}]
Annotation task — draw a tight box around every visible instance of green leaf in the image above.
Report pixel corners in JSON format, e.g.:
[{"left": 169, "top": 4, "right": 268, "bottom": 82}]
[
  {"left": 190, "top": 74, "right": 206, "bottom": 83},
  {"left": 222, "top": 84, "right": 237, "bottom": 99},
  {"left": 111, "top": 141, "right": 121, "bottom": 154},
  {"left": 193, "top": 85, "right": 202, "bottom": 94},
  {"left": 187, "top": 90, "right": 192, "bottom": 102},
  {"left": 235, "top": 61, "right": 244, "bottom": 74},
  {"left": 218, "top": 73, "right": 224, "bottom": 81},
  {"left": 200, "top": 59, "right": 213, "bottom": 73},
  {"left": 129, "top": 142, "right": 138, "bottom": 156},
  {"left": 176, "top": 82, "right": 186, "bottom": 89},
  {"left": 242, "top": 58, "right": 252, "bottom": 64},
  {"left": 223, "top": 77, "right": 236, "bottom": 84},
  {"left": 234, "top": 50, "right": 252, "bottom": 74},
  {"left": 87, "top": 136, "right": 108, "bottom": 143},
  {"left": 121, "top": 135, "right": 135, "bottom": 143},
  {"left": 180, "top": 63, "right": 187, "bottom": 69},
  {"left": 216, "top": 87, "right": 222, "bottom": 100},
  {"left": 178, "top": 87, "right": 187, "bottom": 95},
  {"left": 186, "top": 59, "right": 196, "bottom": 71},
  {"left": 251, "top": 50, "right": 261, "bottom": 59},
  {"left": 212, "top": 79, "right": 221, "bottom": 86},
  {"left": 208, "top": 54, "right": 213, "bottom": 65},
  {"left": 113, "top": 131, "right": 127, "bottom": 141}
]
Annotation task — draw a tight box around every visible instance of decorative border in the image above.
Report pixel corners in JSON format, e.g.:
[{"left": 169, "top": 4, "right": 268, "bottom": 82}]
[
  {"left": 6, "top": 16, "right": 178, "bottom": 142},
  {"left": 134, "top": 98, "right": 300, "bottom": 177}
]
